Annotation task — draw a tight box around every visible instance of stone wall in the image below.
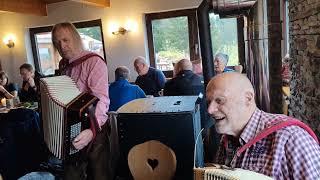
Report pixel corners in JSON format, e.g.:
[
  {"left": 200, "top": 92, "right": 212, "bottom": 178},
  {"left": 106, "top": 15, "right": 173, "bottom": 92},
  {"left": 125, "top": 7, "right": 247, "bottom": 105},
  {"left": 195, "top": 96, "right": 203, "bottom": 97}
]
[{"left": 289, "top": 0, "right": 320, "bottom": 137}]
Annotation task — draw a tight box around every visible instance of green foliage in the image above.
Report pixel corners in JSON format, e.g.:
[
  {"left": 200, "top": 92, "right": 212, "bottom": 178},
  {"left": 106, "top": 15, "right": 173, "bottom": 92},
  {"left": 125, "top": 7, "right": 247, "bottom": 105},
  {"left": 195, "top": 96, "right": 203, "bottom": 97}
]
[
  {"left": 152, "top": 16, "right": 189, "bottom": 54},
  {"left": 150, "top": 13, "right": 239, "bottom": 70},
  {"left": 78, "top": 27, "right": 102, "bottom": 41},
  {"left": 157, "top": 50, "right": 187, "bottom": 63},
  {"left": 210, "top": 13, "right": 239, "bottom": 66}
]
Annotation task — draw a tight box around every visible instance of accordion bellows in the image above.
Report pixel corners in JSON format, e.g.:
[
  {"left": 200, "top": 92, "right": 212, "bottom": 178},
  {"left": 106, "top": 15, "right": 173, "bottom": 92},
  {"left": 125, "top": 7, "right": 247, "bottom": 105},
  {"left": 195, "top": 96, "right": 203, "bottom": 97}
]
[
  {"left": 41, "top": 76, "right": 82, "bottom": 105},
  {"left": 194, "top": 166, "right": 272, "bottom": 180},
  {"left": 40, "top": 75, "right": 97, "bottom": 160}
]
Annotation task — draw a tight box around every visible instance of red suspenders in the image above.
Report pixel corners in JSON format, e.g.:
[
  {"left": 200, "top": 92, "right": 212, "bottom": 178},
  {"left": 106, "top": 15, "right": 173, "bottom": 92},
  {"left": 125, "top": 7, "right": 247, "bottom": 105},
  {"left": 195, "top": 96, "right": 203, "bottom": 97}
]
[
  {"left": 235, "top": 118, "right": 319, "bottom": 157},
  {"left": 223, "top": 117, "right": 319, "bottom": 157}
]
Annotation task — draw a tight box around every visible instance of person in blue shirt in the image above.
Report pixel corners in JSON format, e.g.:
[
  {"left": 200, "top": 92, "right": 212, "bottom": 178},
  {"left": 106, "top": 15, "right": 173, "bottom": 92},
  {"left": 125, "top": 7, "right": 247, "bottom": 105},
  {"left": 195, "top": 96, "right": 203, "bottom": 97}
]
[
  {"left": 109, "top": 66, "right": 146, "bottom": 111},
  {"left": 213, "top": 53, "right": 235, "bottom": 74},
  {"left": 134, "top": 56, "right": 166, "bottom": 97}
]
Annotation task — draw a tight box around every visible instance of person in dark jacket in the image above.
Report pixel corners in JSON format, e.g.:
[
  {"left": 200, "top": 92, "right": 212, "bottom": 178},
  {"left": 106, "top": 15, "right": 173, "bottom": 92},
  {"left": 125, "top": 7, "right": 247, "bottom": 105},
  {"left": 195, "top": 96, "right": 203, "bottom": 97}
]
[
  {"left": 0, "top": 71, "right": 18, "bottom": 99},
  {"left": 164, "top": 59, "right": 219, "bottom": 162},
  {"left": 19, "top": 63, "right": 38, "bottom": 102},
  {"left": 164, "top": 59, "right": 203, "bottom": 96},
  {"left": 134, "top": 56, "right": 166, "bottom": 97}
]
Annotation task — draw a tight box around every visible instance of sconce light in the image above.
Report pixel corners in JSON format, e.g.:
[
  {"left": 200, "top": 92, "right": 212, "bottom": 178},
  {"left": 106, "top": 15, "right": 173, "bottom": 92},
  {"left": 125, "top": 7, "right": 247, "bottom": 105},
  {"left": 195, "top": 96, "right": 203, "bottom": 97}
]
[
  {"left": 6, "top": 39, "right": 15, "bottom": 48},
  {"left": 3, "top": 35, "right": 16, "bottom": 48},
  {"left": 112, "top": 27, "right": 129, "bottom": 35}
]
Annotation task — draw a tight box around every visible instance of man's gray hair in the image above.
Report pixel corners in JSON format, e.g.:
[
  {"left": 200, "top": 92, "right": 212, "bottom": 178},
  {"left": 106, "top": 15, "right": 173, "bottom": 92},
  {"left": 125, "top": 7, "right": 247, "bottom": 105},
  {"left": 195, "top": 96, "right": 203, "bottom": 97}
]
[
  {"left": 115, "top": 66, "right": 130, "bottom": 80},
  {"left": 214, "top": 53, "right": 229, "bottom": 65},
  {"left": 133, "top": 56, "right": 148, "bottom": 66}
]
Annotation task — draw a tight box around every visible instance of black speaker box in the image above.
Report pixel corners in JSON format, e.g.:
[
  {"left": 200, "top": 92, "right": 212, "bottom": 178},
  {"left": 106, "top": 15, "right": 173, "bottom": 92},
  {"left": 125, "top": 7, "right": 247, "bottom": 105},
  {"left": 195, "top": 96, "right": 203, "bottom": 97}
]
[{"left": 115, "top": 96, "right": 204, "bottom": 180}]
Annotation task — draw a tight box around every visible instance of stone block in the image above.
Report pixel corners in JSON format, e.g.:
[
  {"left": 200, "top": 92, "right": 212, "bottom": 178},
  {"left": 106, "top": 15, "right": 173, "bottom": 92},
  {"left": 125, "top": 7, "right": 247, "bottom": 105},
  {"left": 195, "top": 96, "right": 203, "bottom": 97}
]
[
  {"left": 316, "top": 36, "right": 320, "bottom": 48},
  {"left": 296, "top": 38, "right": 308, "bottom": 50},
  {"left": 309, "top": 26, "right": 320, "bottom": 34}
]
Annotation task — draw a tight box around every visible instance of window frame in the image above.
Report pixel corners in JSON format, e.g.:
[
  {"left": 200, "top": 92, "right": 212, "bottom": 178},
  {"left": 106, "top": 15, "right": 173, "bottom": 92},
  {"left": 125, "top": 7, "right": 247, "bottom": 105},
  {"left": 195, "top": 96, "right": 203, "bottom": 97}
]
[
  {"left": 145, "top": 9, "right": 199, "bottom": 78},
  {"left": 281, "top": 0, "right": 290, "bottom": 57},
  {"left": 208, "top": 11, "right": 244, "bottom": 71},
  {"left": 29, "top": 19, "right": 106, "bottom": 76}
]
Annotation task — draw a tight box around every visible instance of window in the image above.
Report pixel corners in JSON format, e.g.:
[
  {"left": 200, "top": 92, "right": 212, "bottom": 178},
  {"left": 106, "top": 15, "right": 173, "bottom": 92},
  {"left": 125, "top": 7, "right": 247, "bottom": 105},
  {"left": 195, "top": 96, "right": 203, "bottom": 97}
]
[
  {"left": 30, "top": 19, "right": 106, "bottom": 76},
  {"left": 146, "top": 9, "right": 199, "bottom": 77},
  {"left": 281, "top": 0, "right": 290, "bottom": 57},
  {"left": 209, "top": 13, "right": 239, "bottom": 66}
]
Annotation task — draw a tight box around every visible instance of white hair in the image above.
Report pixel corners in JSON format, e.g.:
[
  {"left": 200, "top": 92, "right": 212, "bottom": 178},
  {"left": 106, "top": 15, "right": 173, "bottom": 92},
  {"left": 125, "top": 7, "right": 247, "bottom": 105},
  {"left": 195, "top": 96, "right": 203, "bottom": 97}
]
[{"left": 214, "top": 53, "right": 229, "bottom": 65}]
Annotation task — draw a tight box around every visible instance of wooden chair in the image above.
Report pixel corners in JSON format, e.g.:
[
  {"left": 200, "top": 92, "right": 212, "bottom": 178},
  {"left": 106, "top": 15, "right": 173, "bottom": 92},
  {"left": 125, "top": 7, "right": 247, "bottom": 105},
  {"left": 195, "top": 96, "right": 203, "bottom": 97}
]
[{"left": 128, "top": 140, "right": 177, "bottom": 180}]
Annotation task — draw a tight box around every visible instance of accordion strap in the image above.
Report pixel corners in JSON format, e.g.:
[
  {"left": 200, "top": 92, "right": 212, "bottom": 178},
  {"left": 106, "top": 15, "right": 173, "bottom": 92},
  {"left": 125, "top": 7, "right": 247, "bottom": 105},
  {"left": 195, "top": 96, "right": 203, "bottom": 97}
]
[
  {"left": 236, "top": 117, "right": 319, "bottom": 157},
  {"left": 88, "top": 104, "right": 99, "bottom": 139},
  {"left": 59, "top": 53, "right": 105, "bottom": 75}
]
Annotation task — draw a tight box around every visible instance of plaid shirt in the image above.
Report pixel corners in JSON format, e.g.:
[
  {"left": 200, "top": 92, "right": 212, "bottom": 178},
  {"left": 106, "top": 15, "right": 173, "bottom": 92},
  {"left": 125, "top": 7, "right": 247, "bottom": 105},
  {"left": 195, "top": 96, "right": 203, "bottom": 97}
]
[
  {"left": 66, "top": 51, "right": 109, "bottom": 127},
  {"left": 215, "top": 108, "right": 320, "bottom": 179}
]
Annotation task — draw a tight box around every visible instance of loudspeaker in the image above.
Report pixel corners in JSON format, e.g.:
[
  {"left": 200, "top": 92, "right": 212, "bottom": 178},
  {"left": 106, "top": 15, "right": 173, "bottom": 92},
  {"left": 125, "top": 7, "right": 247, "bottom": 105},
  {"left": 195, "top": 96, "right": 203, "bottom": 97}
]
[{"left": 115, "top": 96, "right": 204, "bottom": 180}]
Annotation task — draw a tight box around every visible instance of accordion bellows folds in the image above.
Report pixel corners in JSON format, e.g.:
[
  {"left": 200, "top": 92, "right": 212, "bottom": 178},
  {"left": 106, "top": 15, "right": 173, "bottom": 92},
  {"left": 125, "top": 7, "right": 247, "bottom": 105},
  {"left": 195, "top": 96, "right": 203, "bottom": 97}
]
[
  {"left": 194, "top": 166, "right": 272, "bottom": 180},
  {"left": 40, "top": 75, "right": 98, "bottom": 160}
]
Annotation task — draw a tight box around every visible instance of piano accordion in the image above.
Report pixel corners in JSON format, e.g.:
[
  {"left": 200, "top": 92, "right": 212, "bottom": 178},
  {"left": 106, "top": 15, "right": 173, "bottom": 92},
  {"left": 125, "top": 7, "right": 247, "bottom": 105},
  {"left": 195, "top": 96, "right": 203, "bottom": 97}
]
[
  {"left": 40, "top": 75, "right": 98, "bottom": 160},
  {"left": 194, "top": 165, "right": 272, "bottom": 180}
]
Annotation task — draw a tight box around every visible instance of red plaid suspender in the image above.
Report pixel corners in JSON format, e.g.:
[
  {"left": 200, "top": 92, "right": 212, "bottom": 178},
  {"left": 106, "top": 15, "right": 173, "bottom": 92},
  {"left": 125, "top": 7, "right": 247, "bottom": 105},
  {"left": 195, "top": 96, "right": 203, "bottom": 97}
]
[{"left": 235, "top": 118, "right": 319, "bottom": 157}]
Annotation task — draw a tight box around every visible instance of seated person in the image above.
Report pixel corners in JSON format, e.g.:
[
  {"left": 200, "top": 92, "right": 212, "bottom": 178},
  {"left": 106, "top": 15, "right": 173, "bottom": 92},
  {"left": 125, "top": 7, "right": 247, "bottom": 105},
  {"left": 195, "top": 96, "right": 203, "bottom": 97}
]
[
  {"left": 164, "top": 59, "right": 204, "bottom": 96},
  {"left": 206, "top": 72, "right": 320, "bottom": 179},
  {"left": 0, "top": 71, "right": 18, "bottom": 99},
  {"left": 281, "top": 54, "right": 291, "bottom": 86},
  {"left": 165, "top": 59, "right": 218, "bottom": 162},
  {"left": 213, "top": 53, "right": 234, "bottom": 74},
  {"left": 19, "top": 63, "right": 38, "bottom": 102},
  {"left": 109, "top": 66, "right": 146, "bottom": 111},
  {"left": 134, "top": 56, "right": 166, "bottom": 97},
  {"left": 192, "top": 59, "right": 203, "bottom": 76}
]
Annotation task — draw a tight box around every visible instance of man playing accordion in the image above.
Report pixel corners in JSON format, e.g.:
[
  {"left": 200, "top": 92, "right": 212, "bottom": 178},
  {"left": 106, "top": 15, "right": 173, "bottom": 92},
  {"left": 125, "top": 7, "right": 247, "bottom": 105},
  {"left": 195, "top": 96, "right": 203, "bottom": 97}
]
[
  {"left": 206, "top": 72, "right": 320, "bottom": 179},
  {"left": 51, "top": 22, "right": 110, "bottom": 180}
]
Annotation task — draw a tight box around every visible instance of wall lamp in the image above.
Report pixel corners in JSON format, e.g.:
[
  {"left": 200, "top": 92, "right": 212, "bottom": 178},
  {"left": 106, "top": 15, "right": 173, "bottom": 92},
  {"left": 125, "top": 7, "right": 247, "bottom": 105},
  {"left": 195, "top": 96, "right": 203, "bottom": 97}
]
[
  {"left": 3, "top": 35, "right": 16, "bottom": 48},
  {"left": 112, "top": 27, "right": 129, "bottom": 35},
  {"left": 6, "top": 39, "right": 15, "bottom": 48}
]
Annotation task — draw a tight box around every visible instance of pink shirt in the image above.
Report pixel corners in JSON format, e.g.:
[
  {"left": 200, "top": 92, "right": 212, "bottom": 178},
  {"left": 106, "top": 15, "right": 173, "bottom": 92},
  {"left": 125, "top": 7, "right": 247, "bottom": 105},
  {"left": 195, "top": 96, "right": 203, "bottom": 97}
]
[{"left": 67, "top": 51, "right": 109, "bottom": 128}]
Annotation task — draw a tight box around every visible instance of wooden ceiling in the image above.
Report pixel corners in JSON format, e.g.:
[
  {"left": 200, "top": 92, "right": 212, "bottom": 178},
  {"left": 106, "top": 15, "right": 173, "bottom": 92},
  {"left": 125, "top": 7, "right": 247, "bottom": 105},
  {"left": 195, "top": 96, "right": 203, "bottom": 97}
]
[{"left": 0, "top": 0, "right": 110, "bottom": 16}]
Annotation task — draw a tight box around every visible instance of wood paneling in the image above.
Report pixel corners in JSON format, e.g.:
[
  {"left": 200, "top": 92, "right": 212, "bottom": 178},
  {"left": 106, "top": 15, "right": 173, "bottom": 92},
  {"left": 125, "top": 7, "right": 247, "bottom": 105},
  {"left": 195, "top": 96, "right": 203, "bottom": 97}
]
[
  {"left": 0, "top": 0, "right": 110, "bottom": 16},
  {"left": 42, "top": 0, "right": 67, "bottom": 4},
  {"left": 71, "top": 0, "right": 110, "bottom": 7},
  {"left": 0, "top": 0, "right": 47, "bottom": 16}
]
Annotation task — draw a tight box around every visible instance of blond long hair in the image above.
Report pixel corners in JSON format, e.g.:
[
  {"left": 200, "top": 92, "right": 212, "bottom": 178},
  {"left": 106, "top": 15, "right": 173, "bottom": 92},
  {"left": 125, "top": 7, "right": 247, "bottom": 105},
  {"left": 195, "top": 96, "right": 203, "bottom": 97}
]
[{"left": 51, "top": 22, "right": 84, "bottom": 51}]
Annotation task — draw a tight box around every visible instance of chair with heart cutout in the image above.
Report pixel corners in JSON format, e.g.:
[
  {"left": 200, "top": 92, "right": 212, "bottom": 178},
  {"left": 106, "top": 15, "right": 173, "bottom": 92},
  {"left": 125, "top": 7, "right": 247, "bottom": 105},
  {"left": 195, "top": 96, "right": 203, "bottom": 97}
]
[{"left": 128, "top": 140, "right": 177, "bottom": 180}]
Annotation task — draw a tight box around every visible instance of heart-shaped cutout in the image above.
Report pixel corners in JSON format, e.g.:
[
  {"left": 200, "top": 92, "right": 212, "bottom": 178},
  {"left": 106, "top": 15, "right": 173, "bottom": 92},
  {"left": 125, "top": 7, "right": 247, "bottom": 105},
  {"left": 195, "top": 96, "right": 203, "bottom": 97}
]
[{"left": 147, "top": 158, "right": 158, "bottom": 170}]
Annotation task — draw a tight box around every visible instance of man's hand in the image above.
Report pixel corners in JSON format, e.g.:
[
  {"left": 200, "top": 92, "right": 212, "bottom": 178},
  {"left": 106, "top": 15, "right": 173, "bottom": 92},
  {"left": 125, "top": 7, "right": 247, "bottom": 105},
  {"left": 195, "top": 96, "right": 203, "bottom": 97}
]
[
  {"left": 28, "top": 78, "right": 36, "bottom": 88},
  {"left": 72, "top": 129, "right": 93, "bottom": 150}
]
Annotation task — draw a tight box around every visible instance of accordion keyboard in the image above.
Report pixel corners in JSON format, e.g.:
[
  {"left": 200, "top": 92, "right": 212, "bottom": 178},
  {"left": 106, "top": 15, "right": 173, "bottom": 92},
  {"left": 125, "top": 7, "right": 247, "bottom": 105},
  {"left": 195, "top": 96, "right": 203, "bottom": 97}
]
[{"left": 194, "top": 166, "right": 272, "bottom": 180}]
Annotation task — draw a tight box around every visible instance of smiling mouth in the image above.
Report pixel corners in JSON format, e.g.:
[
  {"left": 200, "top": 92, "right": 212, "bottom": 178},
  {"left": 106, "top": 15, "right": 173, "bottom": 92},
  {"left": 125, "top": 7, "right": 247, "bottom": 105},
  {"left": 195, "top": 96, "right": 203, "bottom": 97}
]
[{"left": 215, "top": 117, "right": 225, "bottom": 121}]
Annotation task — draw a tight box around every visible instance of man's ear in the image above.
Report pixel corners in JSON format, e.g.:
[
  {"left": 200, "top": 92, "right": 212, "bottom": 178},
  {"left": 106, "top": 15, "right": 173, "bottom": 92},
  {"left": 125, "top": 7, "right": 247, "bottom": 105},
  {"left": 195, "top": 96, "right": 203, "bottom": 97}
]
[{"left": 244, "top": 90, "right": 255, "bottom": 105}]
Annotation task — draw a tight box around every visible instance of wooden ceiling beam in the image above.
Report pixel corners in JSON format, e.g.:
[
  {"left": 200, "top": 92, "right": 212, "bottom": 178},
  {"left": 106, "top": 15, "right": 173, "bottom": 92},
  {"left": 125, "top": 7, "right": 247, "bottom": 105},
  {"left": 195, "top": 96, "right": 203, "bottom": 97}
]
[
  {"left": 0, "top": 0, "right": 47, "bottom": 16},
  {"left": 71, "top": 0, "right": 110, "bottom": 7},
  {"left": 42, "top": 0, "right": 68, "bottom": 4}
]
